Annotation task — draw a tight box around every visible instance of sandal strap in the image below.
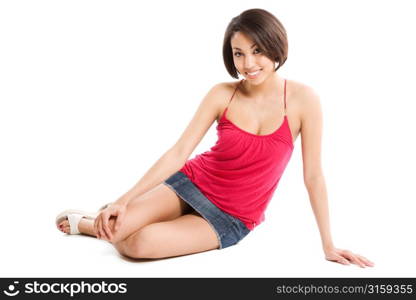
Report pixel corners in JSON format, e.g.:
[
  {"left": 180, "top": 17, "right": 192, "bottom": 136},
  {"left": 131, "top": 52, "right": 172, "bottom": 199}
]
[{"left": 67, "top": 214, "right": 84, "bottom": 234}]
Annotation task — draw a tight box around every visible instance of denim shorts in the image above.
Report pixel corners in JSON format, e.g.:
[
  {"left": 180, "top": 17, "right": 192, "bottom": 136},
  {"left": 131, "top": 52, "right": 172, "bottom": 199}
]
[{"left": 163, "top": 171, "right": 251, "bottom": 249}]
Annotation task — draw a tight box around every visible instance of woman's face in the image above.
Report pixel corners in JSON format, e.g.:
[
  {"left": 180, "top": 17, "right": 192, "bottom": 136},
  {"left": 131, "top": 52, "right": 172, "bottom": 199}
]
[{"left": 230, "top": 31, "right": 275, "bottom": 83}]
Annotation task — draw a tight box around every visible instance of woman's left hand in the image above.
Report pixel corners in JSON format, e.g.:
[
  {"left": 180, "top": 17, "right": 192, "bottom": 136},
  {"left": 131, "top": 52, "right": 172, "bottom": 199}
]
[{"left": 324, "top": 247, "right": 375, "bottom": 268}]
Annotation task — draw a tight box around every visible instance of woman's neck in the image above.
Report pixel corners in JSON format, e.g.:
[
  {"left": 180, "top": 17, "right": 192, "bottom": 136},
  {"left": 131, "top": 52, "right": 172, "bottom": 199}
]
[{"left": 240, "top": 72, "right": 282, "bottom": 102}]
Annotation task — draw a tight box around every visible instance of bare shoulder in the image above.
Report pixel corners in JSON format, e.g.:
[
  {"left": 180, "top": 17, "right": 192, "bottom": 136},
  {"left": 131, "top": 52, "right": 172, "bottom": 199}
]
[
  {"left": 208, "top": 80, "right": 242, "bottom": 122},
  {"left": 286, "top": 79, "right": 323, "bottom": 145},
  {"left": 210, "top": 80, "right": 240, "bottom": 100},
  {"left": 287, "top": 79, "right": 320, "bottom": 103},
  {"left": 287, "top": 79, "right": 321, "bottom": 117},
  {"left": 169, "top": 80, "right": 240, "bottom": 159}
]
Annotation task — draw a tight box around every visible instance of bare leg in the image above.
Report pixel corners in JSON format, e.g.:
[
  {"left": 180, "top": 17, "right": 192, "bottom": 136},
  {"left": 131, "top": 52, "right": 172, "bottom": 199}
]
[
  {"left": 57, "top": 183, "right": 192, "bottom": 243},
  {"left": 114, "top": 211, "right": 220, "bottom": 259},
  {"left": 78, "top": 218, "right": 97, "bottom": 236}
]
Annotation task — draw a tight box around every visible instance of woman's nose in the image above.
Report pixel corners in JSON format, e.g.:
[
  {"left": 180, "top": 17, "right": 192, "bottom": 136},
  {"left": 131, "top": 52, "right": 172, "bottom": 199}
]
[{"left": 243, "top": 55, "right": 256, "bottom": 70}]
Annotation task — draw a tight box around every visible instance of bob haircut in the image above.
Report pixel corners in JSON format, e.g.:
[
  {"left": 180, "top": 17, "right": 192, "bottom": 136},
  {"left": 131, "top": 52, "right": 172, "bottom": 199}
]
[{"left": 223, "top": 8, "right": 288, "bottom": 79}]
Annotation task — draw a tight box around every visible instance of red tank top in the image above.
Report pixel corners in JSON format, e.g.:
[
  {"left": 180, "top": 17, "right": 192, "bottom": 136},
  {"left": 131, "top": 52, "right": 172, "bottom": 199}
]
[{"left": 179, "top": 79, "right": 294, "bottom": 230}]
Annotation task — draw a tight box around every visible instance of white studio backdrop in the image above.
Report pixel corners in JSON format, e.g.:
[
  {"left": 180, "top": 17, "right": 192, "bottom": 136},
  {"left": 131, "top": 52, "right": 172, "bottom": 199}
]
[{"left": 0, "top": 0, "right": 415, "bottom": 277}]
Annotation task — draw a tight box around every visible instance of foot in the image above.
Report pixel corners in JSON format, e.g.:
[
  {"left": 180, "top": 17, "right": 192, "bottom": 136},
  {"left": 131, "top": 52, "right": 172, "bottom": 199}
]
[
  {"left": 57, "top": 216, "right": 87, "bottom": 234},
  {"left": 56, "top": 204, "right": 110, "bottom": 235}
]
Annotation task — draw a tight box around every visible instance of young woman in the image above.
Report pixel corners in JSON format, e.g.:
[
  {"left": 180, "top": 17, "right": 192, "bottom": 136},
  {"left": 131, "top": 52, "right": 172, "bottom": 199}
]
[{"left": 56, "top": 8, "right": 374, "bottom": 267}]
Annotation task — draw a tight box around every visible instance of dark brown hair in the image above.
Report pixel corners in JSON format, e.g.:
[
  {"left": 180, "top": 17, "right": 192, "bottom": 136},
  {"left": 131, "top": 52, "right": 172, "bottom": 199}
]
[{"left": 223, "top": 8, "right": 288, "bottom": 79}]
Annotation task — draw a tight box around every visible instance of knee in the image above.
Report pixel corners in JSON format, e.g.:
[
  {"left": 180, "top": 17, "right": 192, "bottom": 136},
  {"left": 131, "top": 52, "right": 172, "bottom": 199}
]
[{"left": 113, "top": 228, "right": 158, "bottom": 259}]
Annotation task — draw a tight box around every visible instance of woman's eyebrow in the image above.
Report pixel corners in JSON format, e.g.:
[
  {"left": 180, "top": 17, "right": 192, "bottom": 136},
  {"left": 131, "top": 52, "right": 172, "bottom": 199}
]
[{"left": 232, "top": 43, "right": 257, "bottom": 50}]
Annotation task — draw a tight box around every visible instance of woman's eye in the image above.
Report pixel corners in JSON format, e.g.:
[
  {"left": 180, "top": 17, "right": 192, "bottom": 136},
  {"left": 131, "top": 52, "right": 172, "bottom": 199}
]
[{"left": 234, "top": 49, "right": 262, "bottom": 57}]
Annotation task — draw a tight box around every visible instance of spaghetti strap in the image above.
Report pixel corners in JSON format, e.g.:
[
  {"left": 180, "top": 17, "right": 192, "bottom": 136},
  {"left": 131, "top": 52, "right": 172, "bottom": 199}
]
[
  {"left": 222, "top": 79, "right": 243, "bottom": 120},
  {"left": 283, "top": 79, "right": 287, "bottom": 115},
  {"left": 226, "top": 79, "right": 243, "bottom": 108}
]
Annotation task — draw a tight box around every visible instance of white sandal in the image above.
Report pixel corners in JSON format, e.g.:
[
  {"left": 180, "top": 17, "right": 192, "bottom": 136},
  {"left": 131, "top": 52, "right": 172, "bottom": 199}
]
[{"left": 55, "top": 209, "right": 99, "bottom": 235}]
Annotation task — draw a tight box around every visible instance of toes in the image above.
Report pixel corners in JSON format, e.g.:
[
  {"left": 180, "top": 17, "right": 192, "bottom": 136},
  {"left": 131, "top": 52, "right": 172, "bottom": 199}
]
[
  {"left": 58, "top": 220, "right": 69, "bottom": 227},
  {"left": 57, "top": 218, "right": 71, "bottom": 234}
]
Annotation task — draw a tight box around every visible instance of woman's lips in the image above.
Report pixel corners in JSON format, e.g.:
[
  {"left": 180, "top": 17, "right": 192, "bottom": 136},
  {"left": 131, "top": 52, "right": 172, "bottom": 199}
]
[{"left": 246, "top": 69, "right": 262, "bottom": 78}]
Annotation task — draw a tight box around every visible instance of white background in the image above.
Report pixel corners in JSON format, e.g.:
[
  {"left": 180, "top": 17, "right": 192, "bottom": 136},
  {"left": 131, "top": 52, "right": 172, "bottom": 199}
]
[{"left": 1, "top": 0, "right": 415, "bottom": 277}]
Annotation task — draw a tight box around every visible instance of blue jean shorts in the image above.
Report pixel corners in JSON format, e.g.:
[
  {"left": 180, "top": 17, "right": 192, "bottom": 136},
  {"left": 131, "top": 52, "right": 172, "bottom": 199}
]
[{"left": 163, "top": 171, "right": 251, "bottom": 249}]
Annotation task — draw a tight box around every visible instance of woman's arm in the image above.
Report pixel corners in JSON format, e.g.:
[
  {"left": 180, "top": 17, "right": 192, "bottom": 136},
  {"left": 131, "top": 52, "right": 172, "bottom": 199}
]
[
  {"left": 299, "top": 85, "right": 374, "bottom": 268},
  {"left": 115, "top": 147, "right": 188, "bottom": 206},
  {"left": 299, "top": 86, "right": 333, "bottom": 249},
  {"left": 95, "top": 82, "right": 233, "bottom": 240},
  {"left": 115, "top": 83, "right": 228, "bottom": 206},
  {"left": 305, "top": 175, "right": 333, "bottom": 249}
]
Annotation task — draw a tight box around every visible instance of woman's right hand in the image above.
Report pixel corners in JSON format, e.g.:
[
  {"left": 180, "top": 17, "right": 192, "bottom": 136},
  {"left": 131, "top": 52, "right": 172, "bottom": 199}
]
[{"left": 94, "top": 202, "right": 127, "bottom": 242}]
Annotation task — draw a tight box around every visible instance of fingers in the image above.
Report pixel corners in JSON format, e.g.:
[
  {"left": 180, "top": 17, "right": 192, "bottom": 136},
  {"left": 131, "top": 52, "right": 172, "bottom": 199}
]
[
  {"left": 102, "top": 215, "right": 113, "bottom": 241},
  {"left": 326, "top": 249, "right": 374, "bottom": 268},
  {"left": 94, "top": 210, "right": 117, "bottom": 242},
  {"left": 356, "top": 254, "right": 375, "bottom": 267},
  {"left": 93, "top": 216, "right": 100, "bottom": 238},
  {"left": 326, "top": 254, "right": 350, "bottom": 265},
  {"left": 99, "top": 212, "right": 111, "bottom": 241},
  {"left": 346, "top": 253, "right": 364, "bottom": 268},
  {"left": 94, "top": 214, "right": 101, "bottom": 239},
  {"left": 95, "top": 213, "right": 106, "bottom": 240},
  {"left": 342, "top": 251, "right": 368, "bottom": 268},
  {"left": 335, "top": 256, "right": 350, "bottom": 265},
  {"left": 93, "top": 205, "right": 126, "bottom": 242},
  {"left": 114, "top": 210, "right": 123, "bottom": 232}
]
